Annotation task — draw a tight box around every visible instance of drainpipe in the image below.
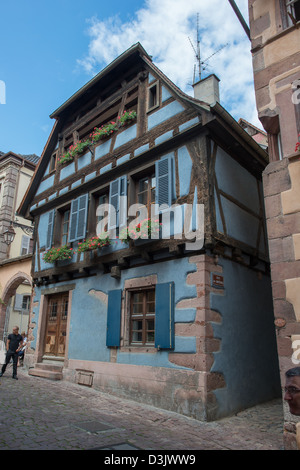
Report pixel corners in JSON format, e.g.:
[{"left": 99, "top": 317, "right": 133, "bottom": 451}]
[{"left": 228, "top": 0, "right": 251, "bottom": 40}]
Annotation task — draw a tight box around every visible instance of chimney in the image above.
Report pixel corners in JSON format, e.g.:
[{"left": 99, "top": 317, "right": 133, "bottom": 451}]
[{"left": 192, "top": 74, "right": 220, "bottom": 105}]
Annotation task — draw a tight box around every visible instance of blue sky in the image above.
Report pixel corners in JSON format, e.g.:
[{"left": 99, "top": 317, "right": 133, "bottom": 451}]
[{"left": 0, "top": 0, "right": 254, "bottom": 157}]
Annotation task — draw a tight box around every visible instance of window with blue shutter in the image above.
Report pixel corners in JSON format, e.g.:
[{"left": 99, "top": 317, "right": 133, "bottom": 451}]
[
  {"left": 155, "top": 282, "right": 175, "bottom": 350},
  {"left": 68, "top": 194, "right": 89, "bottom": 242},
  {"left": 155, "top": 155, "right": 173, "bottom": 212},
  {"left": 20, "top": 235, "right": 30, "bottom": 255},
  {"left": 108, "top": 176, "right": 127, "bottom": 230},
  {"left": 106, "top": 289, "right": 122, "bottom": 347},
  {"left": 46, "top": 209, "right": 55, "bottom": 249}
]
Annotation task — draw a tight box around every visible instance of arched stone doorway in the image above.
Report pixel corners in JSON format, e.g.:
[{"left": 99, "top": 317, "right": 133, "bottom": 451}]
[{"left": 0, "top": 271, "right": 32, "bottom": 341}]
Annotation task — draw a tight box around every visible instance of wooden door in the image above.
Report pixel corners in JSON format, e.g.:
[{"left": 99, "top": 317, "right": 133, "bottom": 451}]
[{"left": 44, "top": 294, "right": 69, "bottom": 357}]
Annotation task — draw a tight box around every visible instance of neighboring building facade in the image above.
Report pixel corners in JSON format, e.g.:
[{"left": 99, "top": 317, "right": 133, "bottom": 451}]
[
  {"left": 249, "top": 0, "right": 300, "bottom": 449},
  {"left": 238, "top": 118, "right": 268, "bottom": 150},
  {"left": 18, "top": 43, "right": 280, "bottom": 421},
  {"left": 0, "top": 151, "right": 39, "bottom": 343}
]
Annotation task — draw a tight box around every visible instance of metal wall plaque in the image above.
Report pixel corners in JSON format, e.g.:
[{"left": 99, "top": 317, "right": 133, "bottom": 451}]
[{"left": 212, "top": 274, "right": 224, "bottom": 289}]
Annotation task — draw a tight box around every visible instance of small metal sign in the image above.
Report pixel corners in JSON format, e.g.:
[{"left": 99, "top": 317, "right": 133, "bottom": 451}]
[{"left": 212, "top": 274, "right": 224, "bottom": 289}]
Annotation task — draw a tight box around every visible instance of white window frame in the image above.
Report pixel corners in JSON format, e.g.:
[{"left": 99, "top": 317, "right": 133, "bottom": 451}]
[{"left": 286, "top": 0, "right": 300, "bottom": 25}]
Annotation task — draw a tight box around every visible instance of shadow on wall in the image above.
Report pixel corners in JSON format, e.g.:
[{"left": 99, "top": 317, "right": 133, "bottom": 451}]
[{"left": 210, "top": 258, "right": 281, "bottom": 419}]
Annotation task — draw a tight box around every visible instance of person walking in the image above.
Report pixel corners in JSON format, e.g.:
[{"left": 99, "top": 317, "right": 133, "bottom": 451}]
[
  {"left": 0, "top": 326, "right": 23, "bottom": 380},
  {"left": 18, "top": 331, "right": 27, "bottom": 366}
]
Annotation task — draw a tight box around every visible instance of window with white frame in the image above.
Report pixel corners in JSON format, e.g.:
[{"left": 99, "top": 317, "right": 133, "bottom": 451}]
[{"left": 286, "top": 0, "right": 300, "bottom": 25}]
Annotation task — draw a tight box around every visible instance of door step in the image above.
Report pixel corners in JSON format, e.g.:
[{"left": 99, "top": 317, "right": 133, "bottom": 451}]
[{"left": 28, "top": 362, "right": 63, "bottom": 381}]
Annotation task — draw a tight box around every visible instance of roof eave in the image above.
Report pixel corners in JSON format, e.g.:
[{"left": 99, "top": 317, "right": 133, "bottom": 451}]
[
  {"left": 50, "top": 42, "right": 151, "bottom": 120},
  {"left": 210, "top": 101, "right": 269, "bottom": 164}
]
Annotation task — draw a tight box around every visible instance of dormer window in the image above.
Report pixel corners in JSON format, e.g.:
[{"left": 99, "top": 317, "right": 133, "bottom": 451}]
[
  {"left": 147, "top": 81, "right": 159, "bottom": 112},
  {"left": 49, "top": 151, "right": 57, "bottom": 173}
]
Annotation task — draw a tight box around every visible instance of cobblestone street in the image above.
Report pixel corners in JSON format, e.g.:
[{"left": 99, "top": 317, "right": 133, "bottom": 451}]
[{"left": 0, "top": 367, "right": 284, "bottom": 451}]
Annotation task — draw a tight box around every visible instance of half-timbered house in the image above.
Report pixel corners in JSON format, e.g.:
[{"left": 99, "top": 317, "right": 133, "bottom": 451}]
[{"left": 18, "top": 43, "right": 281, "bottom": 420}]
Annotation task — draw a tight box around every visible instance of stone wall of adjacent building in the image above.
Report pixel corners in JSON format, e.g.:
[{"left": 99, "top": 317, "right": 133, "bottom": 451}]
[{"left": 263, "top": 152, "right": 300, "bottom": 450}]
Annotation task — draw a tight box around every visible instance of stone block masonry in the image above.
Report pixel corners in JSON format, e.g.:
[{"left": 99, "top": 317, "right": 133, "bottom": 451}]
[
  {"left": 263, "top": 153, "right": 300, "bottom": 450},
  {"left": 169, "top": 253, "right": 226, "bottom": 420}
]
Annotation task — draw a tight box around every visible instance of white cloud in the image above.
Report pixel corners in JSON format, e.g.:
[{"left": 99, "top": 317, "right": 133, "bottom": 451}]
[{"left": 77, "top": 0, "right": 261, "bottom": 128}]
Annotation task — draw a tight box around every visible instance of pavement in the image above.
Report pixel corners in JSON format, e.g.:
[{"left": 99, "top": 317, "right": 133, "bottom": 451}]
[{"left": 0, "top": 366, "right": 285, "bottom": 451}]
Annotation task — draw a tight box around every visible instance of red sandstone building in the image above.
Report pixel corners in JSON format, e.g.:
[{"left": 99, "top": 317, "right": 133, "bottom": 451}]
[{"left": 248, "top": 0, "right": 300, "bottom": 450}]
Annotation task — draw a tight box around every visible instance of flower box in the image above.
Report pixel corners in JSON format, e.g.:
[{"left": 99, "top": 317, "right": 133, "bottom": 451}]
[
  {"left": 118, "top": 110, "right": 137, "bottom": 127},
  {"left": 77, "top": 234, "right": 111, "bottom": 254},
  {"left": 58, "top": 110, "right": 137, "bottom": 165},
  {"left": 42, "top": 246, "right": 74, "bottom": 263},
  {"left": 119, "top": 219, "right": 161, "bottom": 244},
  {"left": 90, "top": 122, "right": 118, "bottom": 143},
  {"left": 58, "top": 140, "right": 92, "bottom": 166}
]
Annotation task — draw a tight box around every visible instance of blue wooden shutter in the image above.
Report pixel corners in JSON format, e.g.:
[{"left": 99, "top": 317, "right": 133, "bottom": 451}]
[
  {"left": 155, "top": 156, "right": 172, "bottom": 211},
  {"left": 106, "top": 289, "right": 122, "bottom": 347},
  {"left": 68, "top": 198, "right": 79, "bottom": 242},
  {"left": 155, "top": 282, "right": 175, "bottom": 349},
  {"left": 119, "top": 175, "right": 127, "bottom": 228},
  {"left": 69, "top": 194, "right": 88, "bottom": 242},
  {"left": 14, "top": 293, "right": 23, "bottom": 311},
  {"left": 20, "top": 235, "right": 30, "bottom": 255},
  {"left": 108, "top": 178, "right": 120, "bottom": 230},
  {"left": 46, "top": 209, "right": 55, "bottom": 249},
  {"left": 76, "top": 194, "right": 89, "bottom": 240}
]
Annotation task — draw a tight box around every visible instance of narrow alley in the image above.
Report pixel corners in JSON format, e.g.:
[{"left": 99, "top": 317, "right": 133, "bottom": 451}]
[{"left": 0, "top": 368, "right": 284, "bottom": 451}]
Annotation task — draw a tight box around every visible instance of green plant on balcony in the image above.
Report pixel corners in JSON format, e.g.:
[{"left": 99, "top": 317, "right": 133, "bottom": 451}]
[
  {"left": 77, "top": 233, "right": 111, "bottom": 254},
  {"left": 90, "top": 121, "right": 118, "bottom": 143},
  {"left": 57, "top": 151, "right": 74, "bottom": 166},
  {"left": 58, "top": 139, "right": 92, "bottom": 166},
  {"left": 57, "top": 110, "right": 137, "bottom": 164},
  {"left": 119, "top": 218, "right": 161, "bottom": 244},
  {"left": 42, "top": 245, "right": 74, "bottom": 263},
  {"left": 118, "top": 110, "right": 137, "bottom": 126}
]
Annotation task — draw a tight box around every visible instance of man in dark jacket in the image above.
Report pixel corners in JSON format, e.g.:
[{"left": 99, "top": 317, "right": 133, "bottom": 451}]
[{"left": 0, "top": 326, "right": 23, "bottom": 380}]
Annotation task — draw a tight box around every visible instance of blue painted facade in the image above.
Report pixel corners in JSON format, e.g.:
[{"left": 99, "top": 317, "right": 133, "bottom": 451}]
[
  {"left": 211, "top": 257, "right": 280, "bottom": 418},
  {"left": 20, "top": 44, "right": 280, "bottom": 420}
]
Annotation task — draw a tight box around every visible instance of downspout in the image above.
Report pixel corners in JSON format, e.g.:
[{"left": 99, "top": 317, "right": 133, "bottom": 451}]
[{"left": 228, "top": 0, "right": 251, "bottom": 40}]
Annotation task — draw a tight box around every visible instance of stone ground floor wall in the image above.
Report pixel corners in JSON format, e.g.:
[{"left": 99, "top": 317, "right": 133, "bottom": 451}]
[
  {"left": 263, "top": 154, "right": 300, "bottom": 450},
  {"left": 26, "top": 252, "right": 281, "bottom": 421}
]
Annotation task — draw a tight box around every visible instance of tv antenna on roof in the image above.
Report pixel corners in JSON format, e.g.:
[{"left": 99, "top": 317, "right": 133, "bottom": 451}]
[{"left": 188, "top": 14, "right": 229, "bottom": 83}]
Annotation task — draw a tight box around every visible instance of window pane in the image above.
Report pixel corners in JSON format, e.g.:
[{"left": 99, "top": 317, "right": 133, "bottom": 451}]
[
  {"left": 61, "top": 209, "right": 70, "bottom": 244},
  {"left": 146, "top": 319, "right": 155, "bottom": 343},
  {"left": 146, "top": 291, "right": 155, "bottom": 313},
  {"left": 62, "top": 299, "right": 68, "bottom": 319},
  {"left": 130, "top": 289, "right": 155, "bottom": 346},
  {"left": 63, "top": 210, "right": 70, "bottom": 222},
  {"left": 97, "top": 194, "right": 108, "bottom": 223},
  {"left": 147, "top": 319, "right": 155, "bottom": 330},
  {"left": 132, "top": 320, "right": 143, "bottom": 330},
  {"left": 132, "top": 292, "right": 143, "bottom": 303},
  {"left": 139, "top": 178, "right": 149, "bottom": 193},
  {"left": 133, "top": 303, "right": 143, "bottom": 315},
  {"left": 147, "top": 303, "right": 155, "bottom": 314},
  {"left": 50, "top": 302, "right": 58, "bottom": 320},
  {"left": 138, "top": 191, "right": 148, "bottom": 206},
  {"left": 146, "top": 332, "right": 155, "bottom": 343},
  {"left": 132, "top": 331, "right": 143, "bottom": 342},
  {"left": 147, "top": 291, "right": 155, "bottom": 302},
  {"left": 131, "top": 319, "right": 143, "bottom": 343}
]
